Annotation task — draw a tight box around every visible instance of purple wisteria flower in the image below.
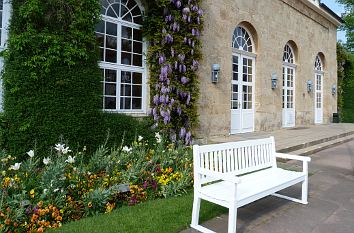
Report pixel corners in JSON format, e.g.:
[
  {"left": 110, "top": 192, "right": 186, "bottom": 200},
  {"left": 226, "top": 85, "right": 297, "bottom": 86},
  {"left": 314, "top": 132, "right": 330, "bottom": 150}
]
[
  {"left": 179, "top": 127, "right": 186, "bottom": 139},
  {"left": 174, "top": 0, "right": 182, "bottom": 9},
  {"left": 153, "top": 95, "right": 160, "bottom": 105},
  {"left": 182, "top": 7, "right": 190, "bottom": 15},
  {"left": 181, "top": 76, "right": 189, "bottom": 84},
  {"left": 186, "top": 93, "right": 191, "bottom": 105},
  {"left": 177, "top": 106, "right": 182, "bottom": 116},
  {"left": 164, "top": 34, "right": 174, "bottom": 43},
  {"left": 159, "top": 54, "right": 166, "bottom": 64},
  {"left": 178, "top": 54, "right": 185, "bottom": 62},
  {"left": 185, "top": 131, "right": 192, "bottom": 145}
]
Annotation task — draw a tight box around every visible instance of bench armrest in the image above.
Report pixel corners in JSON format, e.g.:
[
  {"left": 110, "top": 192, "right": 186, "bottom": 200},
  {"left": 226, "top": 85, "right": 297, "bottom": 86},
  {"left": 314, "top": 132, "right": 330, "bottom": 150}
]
[{"left": 276, "top": 153, "right": 311, "bottom": 162}]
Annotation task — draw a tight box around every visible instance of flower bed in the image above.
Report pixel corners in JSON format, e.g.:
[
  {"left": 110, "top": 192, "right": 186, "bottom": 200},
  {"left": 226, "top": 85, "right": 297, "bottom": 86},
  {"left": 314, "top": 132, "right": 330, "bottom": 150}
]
[{"left": 0, "top": 134, "right": 193, "bottom": 232}]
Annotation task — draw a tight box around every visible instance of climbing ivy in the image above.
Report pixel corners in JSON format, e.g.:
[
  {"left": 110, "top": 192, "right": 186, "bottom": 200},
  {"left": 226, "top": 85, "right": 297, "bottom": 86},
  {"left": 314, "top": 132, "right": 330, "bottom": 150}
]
[
  {"left": 144, "top": 0, "right": 203, "bottom": 145},
  {"left": 1, "top": 0, "right": 102, "bottom": 158}
]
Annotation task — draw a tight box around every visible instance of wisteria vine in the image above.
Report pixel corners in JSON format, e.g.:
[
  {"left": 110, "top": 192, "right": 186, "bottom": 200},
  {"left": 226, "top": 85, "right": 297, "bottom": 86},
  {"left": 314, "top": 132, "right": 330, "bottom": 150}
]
[{"left": 144, "top": 0, "right": 204, "bottom": 145}]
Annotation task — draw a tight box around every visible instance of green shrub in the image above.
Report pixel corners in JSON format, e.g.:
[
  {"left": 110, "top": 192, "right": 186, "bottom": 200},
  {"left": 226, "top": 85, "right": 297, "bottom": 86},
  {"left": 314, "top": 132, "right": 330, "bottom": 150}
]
[{"left": 1, "top": 0, "right": 156, "bottom": 159}]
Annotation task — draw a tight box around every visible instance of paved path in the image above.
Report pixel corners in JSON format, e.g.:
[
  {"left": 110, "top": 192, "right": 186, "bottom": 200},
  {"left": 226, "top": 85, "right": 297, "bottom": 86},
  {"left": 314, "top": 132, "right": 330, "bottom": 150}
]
[{"left": 181, "top": 140, "right": 354, "bottom": 233}]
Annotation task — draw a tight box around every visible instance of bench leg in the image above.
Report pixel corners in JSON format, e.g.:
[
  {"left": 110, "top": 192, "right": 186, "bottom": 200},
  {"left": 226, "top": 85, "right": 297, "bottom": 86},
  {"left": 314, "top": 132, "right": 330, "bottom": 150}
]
[
  {"left": 301, "top": 175, "right": 309, "bottom": 204},
  {"left": 228, "top": 205, "right": 237, "bottom": 233},
  {"left": 191, "top": 196, "right": 201, "bottom": 227}
]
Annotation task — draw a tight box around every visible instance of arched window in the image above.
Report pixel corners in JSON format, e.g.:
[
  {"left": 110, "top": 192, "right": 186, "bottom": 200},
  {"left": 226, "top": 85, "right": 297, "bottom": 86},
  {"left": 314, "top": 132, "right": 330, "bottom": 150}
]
[
  {"left": 95, "top": 0, "right": 146, "bottom": 112},
  {"left": 283, "top": 44, "right": 294, "bottom": 64},
  {"left": 232, "top": 26, "right": 253, "bottom": 52},
  {"left": 314, "top": 55, "right": 322, "bottom": 71}
]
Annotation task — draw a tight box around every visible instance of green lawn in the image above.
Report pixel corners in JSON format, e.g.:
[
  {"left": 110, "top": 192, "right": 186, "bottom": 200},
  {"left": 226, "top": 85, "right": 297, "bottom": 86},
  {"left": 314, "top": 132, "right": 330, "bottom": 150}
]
[{"left": 50, "top": 192, "right": 227, "bottom": 233}]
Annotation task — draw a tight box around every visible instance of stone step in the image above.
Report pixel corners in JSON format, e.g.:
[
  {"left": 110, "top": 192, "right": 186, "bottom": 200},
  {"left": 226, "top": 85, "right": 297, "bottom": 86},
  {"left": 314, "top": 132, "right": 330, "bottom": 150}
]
[
  {"left": 285, "top": 134, "right": 354, "bottom": 156},
  {"left": 277, "top": 130, "right": 354, "bottom": 153}
]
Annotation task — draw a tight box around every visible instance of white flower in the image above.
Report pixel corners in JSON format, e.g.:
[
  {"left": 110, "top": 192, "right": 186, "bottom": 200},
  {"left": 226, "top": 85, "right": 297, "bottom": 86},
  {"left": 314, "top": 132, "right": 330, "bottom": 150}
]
[
  {"left": 27, "top": 150, "right": 35, "bottom": 158},
  {"left": 65, "top": 156, "right": 75, "bottom": 164},
  {"left": 62, "top": 147, "right": 72, "bottom": 155},
  {"left": 10, "top": 163, "right": 21, "bottom": 171},
  {"left": 54, "top": 188, "right": 59, "bottom": 193},
  {"left": 138, "top": 135, "right": 143, "bottom": 142},
  {"left": 43, "top": 189, "right": 48, "bottom": 194},
  {"left": 155, "top": 132, "right": 162, "bottom": 143},
  {"left": 43, "top": 157, "right": 51, "bottom": 165},
  {"left": 122, "top": 146, "right": 132, "bottom": 153},
  {"left": 55, "top": 143, "right": 65, "bottom": 152}
]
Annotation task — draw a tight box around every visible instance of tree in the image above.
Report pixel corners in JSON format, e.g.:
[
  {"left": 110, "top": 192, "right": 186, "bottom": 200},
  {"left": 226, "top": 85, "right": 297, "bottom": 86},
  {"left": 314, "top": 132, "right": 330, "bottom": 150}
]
[
  {"left": 337, "top": 0, "right": 354, "bottom": 52},
  {"left": 337, "top": 42, "right": 354, "bottom": 122}
]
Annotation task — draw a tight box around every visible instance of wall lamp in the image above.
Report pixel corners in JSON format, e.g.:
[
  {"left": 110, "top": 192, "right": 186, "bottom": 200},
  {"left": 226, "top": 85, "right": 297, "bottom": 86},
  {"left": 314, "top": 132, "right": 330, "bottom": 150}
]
[
  {"left": 307, "top": 80, "right": 313, "bottom": 93},
  {"left": 332, "top": 84, "right": 337, "bottom": 95},
  {"left": 211, "top": 64, "right": 220, "bottom": 83},
  {"left": 271, "top": 72, "right": 278, "bottom": 89}
]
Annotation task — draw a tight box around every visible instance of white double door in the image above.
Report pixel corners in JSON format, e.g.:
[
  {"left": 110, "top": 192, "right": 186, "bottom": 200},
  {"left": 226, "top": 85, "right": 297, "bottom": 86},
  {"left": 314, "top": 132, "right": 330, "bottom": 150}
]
[
  {"left": 314, "top": 73, "right": 323, "bottom": 124},
  {"left": 231, "top": 54, "right": 255, "bottom": 134},
  {"left": 282, "top": 66, "right": 296, "bottom": 128}
]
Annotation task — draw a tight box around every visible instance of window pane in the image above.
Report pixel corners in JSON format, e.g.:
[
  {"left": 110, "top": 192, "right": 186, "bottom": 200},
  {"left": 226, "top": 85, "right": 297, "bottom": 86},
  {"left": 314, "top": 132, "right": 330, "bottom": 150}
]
[
  {"left": 105, "top": 97, "right": 116, "bottom": 109},
  {"left": 121, "top": 52, "right": 131, "bottom": 65},
  {"left": 96, "top": 33, "right": 104, "bottom": 47},
  {"left": 133, "top": 54, "right": 142, "bottom": 66},
  {"left": 233, "top": 72, "right": 238, "bottom": 81},
  {"left": 122, "top": 26, "right": 132, "bottom": 39},
  {"left": 120, "top": 98, "right": 131, "bottom": 110},
  {"left": 121, "top": 5, "right": 128, "bottom": 16},
  {"left": 133, "top": 29, "right": 142, "bottom": 41},
  {"left": 233, "top": 64, "right": 238, "bottom": 72},
  {"left": 121, "top": 71, "right": 131, "bottom": 83},
  {"left": 106, "top": 36, "right": 117, "bottom": 49},
  {"left": 132, "top": 98, "right": 142, "bottom": 109},
  {"left": 121, "top": 84, "right": 131, "bottom": 96},
  {"left": 134, "top": 16, "right": 143, "bottom": 25},
  {"left": 233, "top": 56, "right": 238, "bottom": 64},
  {"left": 105, "top": 83, "right": 116, "bottom": 96},
  {"left": 99, "top": 48, "right": 104, "bottom": 61},
  {"left": 132, "top": 73, "right": 142, "bottom": 84},
  {"left": 105, "top": 49, "right": 117, "bottom": 63},
  {"left": 107, "top": 6, "right": 117, "bottom": 18},
  {"left": 95, "top": 21, "right": 105, "bottom": 33},
  {"left": 105, "top": 69, "right": 117, "bottom": 82},
  {"left": 122, "top": 39, "right": 132, "bottom": 52},
  {"left": 106, "top": 22, "right": 117, "bottom": 36},
  {"left": 132, "top": 85, "right": 142, "bottom": 97},
  {"left": 133, "top": 41, "right": 142, "bottom": 54},
  {"left": 123, "top": 13, "right": 133, "bottom": 22},
  {"left": 112, "top": 3, "right": 120, "bottom": 17}
]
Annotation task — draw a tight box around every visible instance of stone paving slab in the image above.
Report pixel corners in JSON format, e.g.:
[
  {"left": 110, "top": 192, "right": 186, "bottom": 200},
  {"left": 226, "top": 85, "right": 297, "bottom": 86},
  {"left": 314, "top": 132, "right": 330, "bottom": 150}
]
[{"left": 181, "top": 138, "right": 354, "bottom": 233}]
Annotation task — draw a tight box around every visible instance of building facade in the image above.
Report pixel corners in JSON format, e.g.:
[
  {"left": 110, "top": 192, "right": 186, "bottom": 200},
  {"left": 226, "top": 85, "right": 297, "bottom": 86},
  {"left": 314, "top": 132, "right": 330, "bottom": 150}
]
[
  {"left": 0, "top": 0, "right": 342, "bottom": 140},
  {"left": 195, "top": 0, "right": 342, "bottom": 139}
]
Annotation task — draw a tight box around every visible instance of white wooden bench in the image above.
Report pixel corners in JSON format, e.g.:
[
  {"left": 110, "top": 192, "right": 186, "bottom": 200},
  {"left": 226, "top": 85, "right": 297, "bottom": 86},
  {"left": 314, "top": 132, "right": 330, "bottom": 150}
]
[{"left": 191, "top": 136, "right": 311, "bottom": 233}]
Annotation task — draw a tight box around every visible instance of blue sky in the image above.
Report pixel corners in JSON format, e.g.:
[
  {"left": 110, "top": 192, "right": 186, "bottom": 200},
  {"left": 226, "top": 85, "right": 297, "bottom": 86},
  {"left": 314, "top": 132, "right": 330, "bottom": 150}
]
[{"left": 321, "top": 0, "right": 346, "bottom": 42}]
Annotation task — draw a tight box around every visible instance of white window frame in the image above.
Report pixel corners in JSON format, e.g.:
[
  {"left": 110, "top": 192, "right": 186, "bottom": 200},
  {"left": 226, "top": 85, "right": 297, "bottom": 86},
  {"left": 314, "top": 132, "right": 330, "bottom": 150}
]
[{"left": 98, "top": 0, "right": 147, "bottom": 115}]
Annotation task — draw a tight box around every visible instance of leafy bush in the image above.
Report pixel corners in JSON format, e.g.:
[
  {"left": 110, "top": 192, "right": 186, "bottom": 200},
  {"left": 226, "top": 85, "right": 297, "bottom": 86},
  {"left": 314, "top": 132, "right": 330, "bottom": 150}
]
[
  {"left": 0, "top": 137, "right": 193, "bottom": 232},
  {"left": 1, "top": 0, "right": 103, "bottom": 159}
]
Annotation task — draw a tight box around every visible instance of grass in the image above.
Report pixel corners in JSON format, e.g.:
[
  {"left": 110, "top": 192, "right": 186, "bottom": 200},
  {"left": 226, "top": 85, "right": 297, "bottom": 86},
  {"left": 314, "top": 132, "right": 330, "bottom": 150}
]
[{"left": 49, "top": 192, "right": 227, "bottom": 233}]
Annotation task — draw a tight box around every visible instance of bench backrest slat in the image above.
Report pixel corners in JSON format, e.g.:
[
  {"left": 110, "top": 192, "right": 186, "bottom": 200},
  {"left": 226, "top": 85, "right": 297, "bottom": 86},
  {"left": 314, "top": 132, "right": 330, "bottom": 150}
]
[{"left": 193, "top": 137, "right": 277, "bottom": 186}]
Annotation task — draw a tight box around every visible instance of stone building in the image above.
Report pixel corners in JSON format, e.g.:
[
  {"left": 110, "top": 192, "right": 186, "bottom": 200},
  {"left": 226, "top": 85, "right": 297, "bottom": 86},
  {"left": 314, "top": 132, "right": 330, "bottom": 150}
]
[
  {"left": 0, "top": 0, "right": 342, "bottom": 140},
  {"left": 197, "top": 0, "right": 342, "bottom": 139}
]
